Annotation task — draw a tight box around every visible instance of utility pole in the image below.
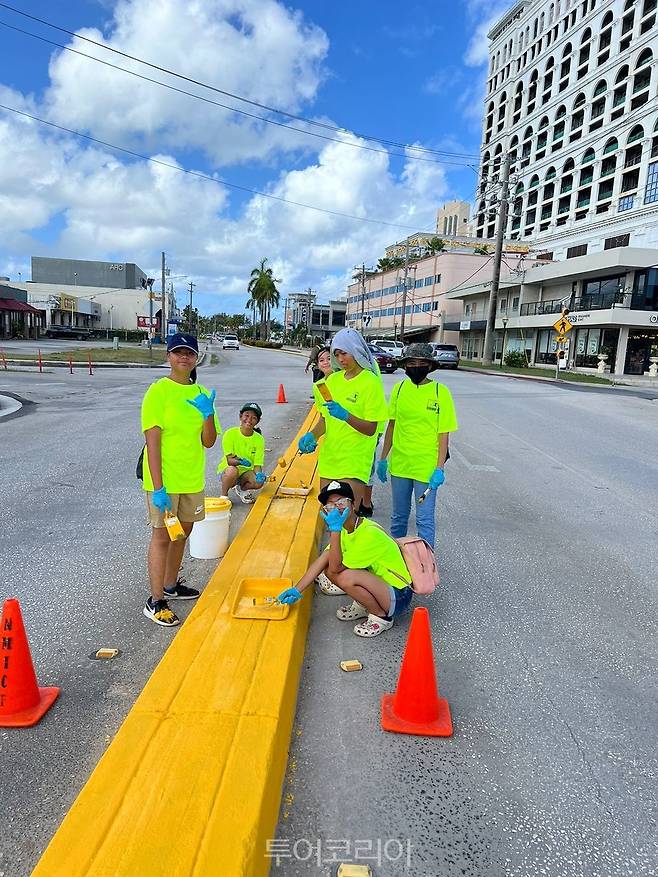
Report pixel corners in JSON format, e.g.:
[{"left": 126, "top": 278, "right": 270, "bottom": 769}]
[
  {"left": 400, "top": 239, "right": 410, "bottom": 344},
  {"left": 188, "top": 280, "right": 196, "bottom": 334},
  {"left": 482, "top": 153, "right": 511, "bottom": 365},
  {"left": 360, "top": 263, "right": 366, "bottom": 330},
  {"left": 307, "top": 287, "right": 313, "bottom": 341},
  {"left": 160, "top": 252, "right": 166, "bottom": 341},
  {"left": 148, "top": 282, "right": 153, "bottom": 365}
]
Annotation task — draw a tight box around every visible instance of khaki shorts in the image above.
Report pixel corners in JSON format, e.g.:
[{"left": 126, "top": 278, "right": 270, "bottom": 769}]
[{"left": 146, "top": 491, "right": 206, "bottom": 527}]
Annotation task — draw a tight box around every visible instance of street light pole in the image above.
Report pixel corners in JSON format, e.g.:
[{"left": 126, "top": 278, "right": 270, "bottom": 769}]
[
  {"left": 400, "top": 239, "right": 410, "bottom": 344},
  {"left": 188, "top": 280, "right": 196, "bottom": 333},
  {"left": 161, "top": 251, "right": 166, "bottom": 342}
]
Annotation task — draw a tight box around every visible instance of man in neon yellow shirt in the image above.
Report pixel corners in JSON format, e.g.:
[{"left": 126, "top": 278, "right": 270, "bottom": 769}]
[
  {"left": 217, "top": 402, "right": 266, "bottom": 504},
  {"left": 275, "top": 481, "right": 413, "bottom": 638},
  {"left": 377, "top": 343, "right": 458, "bottom": 548}
]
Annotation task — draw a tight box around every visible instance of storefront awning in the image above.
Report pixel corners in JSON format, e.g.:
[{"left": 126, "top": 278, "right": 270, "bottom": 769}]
[{"left": 0, "top": 298, "right": 44, "bottom": 314}]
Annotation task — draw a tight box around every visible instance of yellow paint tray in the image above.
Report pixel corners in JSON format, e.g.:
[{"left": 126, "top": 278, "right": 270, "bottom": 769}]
[{"left": 231, "top": 577, "right": 292, "bottom": 620}]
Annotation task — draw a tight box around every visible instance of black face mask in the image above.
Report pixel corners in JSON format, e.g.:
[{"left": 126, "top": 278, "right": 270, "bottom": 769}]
[{"left": 405, "top": 365, "right": 431, "bottom": 385}]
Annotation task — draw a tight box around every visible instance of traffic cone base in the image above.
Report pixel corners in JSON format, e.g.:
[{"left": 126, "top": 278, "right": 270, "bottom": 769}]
[
  {"left": 276, "top": 383, "right": 287, "bottom": 403},
  {"left": 0, "top": 687, "right": 59, "bottom": 728},
  {"left": 381, "top": 693, "right": 452, "bottom": 737}
]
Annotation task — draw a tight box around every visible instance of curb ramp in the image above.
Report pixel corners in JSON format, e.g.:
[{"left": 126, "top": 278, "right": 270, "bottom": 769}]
[{"left": 32, "top": 409, "right": 321, "bottom": 877}]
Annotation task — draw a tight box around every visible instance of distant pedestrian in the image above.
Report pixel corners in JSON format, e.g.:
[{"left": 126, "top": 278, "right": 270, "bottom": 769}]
[
  {"left": 276, "top": 480, "right": 413, "bottom": 638},
  {"left": 218, "top": 402, "right": 266, "bottom": 504},
  {"left": 141, "top": 333, "right": 219, "bottom": 627},
  {"left": 376, "top": 343, "right": 458, "bottom": 549},
  {"left": 305, "top": 336, "right": 325, "bottom": 382},
  {"left": 298, "top": 327, "right": 388, "bottom": 513}
]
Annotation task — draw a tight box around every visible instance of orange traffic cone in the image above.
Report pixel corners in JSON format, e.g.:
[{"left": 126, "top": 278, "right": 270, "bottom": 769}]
[
  {"left": 381, "top": 606, "right": 452, "bottom": 737},
  {"left": 276, "top": 383, "right": 287, "bottom": 403},
  {"left": 0, "top": 599, "right": 60, "bottom": 727}
]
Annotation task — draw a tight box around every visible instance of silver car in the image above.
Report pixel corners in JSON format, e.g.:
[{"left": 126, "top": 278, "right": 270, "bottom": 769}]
[{"left": 430, "top": 343, "right": 460, "bottom": 369}]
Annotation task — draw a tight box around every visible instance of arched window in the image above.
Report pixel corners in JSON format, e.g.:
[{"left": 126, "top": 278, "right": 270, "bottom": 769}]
[
  {"left": 571, "top": 93, "right": 586, "bottom": 134},
  {"left": 560, "top": 43, "right": 572, "bottom": 85},
  {"left": 616, "top": 65, "right": 629, "bottom": 84},
  {"left": 600, "top": 138, "right": 617, "bottom": 178},
  {"left": 563, "top": 157, "right": 575, "bottom": 173},
  {"left": 603, "top": 138, "right": 618, "bottom": 154},
  {"left": 540, "top": 12, "right": 545, "bottom": 32},
  {"left": 598, "top": 13, "right": 613, "bottom": 63},
  {"left": 590, "top": 80, "right": 606, "bottom": 130},
  {"left": 620, "top": 4, "right": 634, "bottom": 51},
  {"left": 627, "top": 125, "right": 644, "bottom": 144},
  {"left": 578, "top": 27, "right": 591, "bottom": 78},
  {"left": 543, "top": 57, "right": 555, "bottom": 99},
  {"left": 632, "top": 52, "right": 652, "bottom": 108},
  {"left": 581, "top": 147, "right": 595, "bottom": 164},
  {"left": 549, "top": 3, "right": 555, "bottom": 23},
  {"left": 497, "top": 91, "right": 507, "bottom": 131},
  {"left": 555, "top": 104, "right": 567, "bottom": 120},
  {"left": 593, "top": 79, "right": 606, "bottom": 98},
  {"left": 545, "top": 166, "right": 557, "bottom": 180},
  {"left": 643, "top": 0, "right": 657, "bottom": 17},
  {"left": 529, "top": 174, "right": 540, "bottom": 188},
  {"left": 528, "top": 70, "right": 539, "bottom": 109},
  {"left": 513, "top": 81, "right": 524, "bottom": 122}
]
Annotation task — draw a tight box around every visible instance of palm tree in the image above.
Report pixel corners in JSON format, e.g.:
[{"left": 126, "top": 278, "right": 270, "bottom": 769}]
[
  {"left": 426, "top": 237, "right": 446, "bottom": 255},
  {"left": 247, "top": 258, "right": 282, "bottom": 339}
]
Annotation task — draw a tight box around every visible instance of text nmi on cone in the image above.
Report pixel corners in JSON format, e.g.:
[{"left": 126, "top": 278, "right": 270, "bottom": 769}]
[{"left": 0, "top": 598, "right": 60, "bottom": 728}]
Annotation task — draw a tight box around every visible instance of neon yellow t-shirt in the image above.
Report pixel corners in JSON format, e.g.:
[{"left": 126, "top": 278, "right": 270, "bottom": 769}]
[
  {"left": 218, "top": 426, "right": 265, "bottom": 475},
  {"left": 388, "top": 379, "right": 458, "bottom": 482},
  {"left": 141, "top": 378, "right": 221, "bottom": 493},
  {"left": 317, "top": 369, "right": 388, "bottom": 483},
  {"left": 339, "top": 519, "right": 411, "bottom": 589}
]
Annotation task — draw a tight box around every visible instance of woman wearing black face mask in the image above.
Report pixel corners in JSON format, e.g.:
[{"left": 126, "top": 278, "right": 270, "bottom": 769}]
[{"left": 376, "top": 343, "right": 458, "bottom": 548}]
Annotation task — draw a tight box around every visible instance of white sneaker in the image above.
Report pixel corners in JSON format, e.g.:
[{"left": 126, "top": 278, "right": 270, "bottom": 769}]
[{"left": 233, "top": 484, "right": 255, "bottom": 504}]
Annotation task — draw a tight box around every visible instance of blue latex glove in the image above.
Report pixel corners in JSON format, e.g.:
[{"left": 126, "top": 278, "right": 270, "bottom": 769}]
[
  {"left": 298, "top": 432, "right": 317, "bottom": 454},
  {"left": 152, "top": 486, "right": 172, "bottom": 513},
  {"left": 237, "top": 457, "right": 252, "bottom": 467},
  {"left": 186, "top": 389, "right": 216, "bottom": 419},
  {"left": 429, "top": 467, "right": 445, "bottom": 490},
  {"left": 320, "top": 506, "right": 350, "bottom": 532},
  {"left": 376, "top": 459, "right": 388, "bottom": 483},
  {"left": 277, "top": 587, "right": 302, "bottom": 605},
  {"left": 324, "top": 401, "right": 349, "bottom": 421},
  {"left": 255, "top": 472, "right": 267, "bottom": 485}
]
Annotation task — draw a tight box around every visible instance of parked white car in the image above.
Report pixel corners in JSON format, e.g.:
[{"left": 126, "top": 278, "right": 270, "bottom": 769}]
[
  {"left": 371, "top": 339, "right": 404, "bottom": 355},
  {"left": 223, "top": 334, "right": 240, "bottom": 350}
]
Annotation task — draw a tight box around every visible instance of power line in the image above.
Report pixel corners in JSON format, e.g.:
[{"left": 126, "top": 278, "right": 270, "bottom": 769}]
[
  {"left": 0, "top": 102, "right": 452, "bottom": 232},
  {"left": 0, "top": 2, "right": 480, "bottom": 162},
  {"left": 0, "top": 20, "right": 476, "bottom": 171}
]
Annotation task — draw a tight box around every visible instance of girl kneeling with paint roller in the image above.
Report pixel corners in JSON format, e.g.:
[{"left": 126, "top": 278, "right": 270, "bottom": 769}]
[
  {"left": 376, "top": 343, "right": 458, "bottom": 549},
  {"left": 276, "top": 481, "right": 413, "bottom": 638}
]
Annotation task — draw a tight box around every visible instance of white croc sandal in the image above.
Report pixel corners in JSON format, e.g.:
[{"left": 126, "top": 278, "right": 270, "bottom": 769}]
[
  {"left": 316, "top": 572, "right": 346, "bottom": 596},
  {"left": 354, "top": 614, "right": 394, "bottom": 637},
  {"left": 336, "top": 601, "right": 368, "bottom": 621}
]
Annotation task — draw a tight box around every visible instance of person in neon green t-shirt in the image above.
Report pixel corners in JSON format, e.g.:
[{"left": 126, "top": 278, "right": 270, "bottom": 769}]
[
  {"left": 298, "top": 328, "right": 388, "bottom": 513},
  {"left": 275, "top": 480, "right": 413, "bottom": 638},
  {"left": 217, "top": 402, "right": 266, "bottom": 504},
  {"left": 141, "top": 333, "right": 219, "bottom": 628},
  {"left": 377, "top": 343, "right": 458, "bottom": 548}
]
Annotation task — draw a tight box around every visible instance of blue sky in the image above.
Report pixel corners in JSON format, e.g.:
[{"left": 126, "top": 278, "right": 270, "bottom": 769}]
[{"left": 0, "top": 0, "right": 507, "bottom": 317}]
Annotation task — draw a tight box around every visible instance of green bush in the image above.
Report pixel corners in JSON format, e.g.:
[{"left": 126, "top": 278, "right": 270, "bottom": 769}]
[
  {"left": 503, "top": 350, "right": 528, "bottom": 368},
  {"left": 243, "top": 340, "right": 283, "bottom": 349}
]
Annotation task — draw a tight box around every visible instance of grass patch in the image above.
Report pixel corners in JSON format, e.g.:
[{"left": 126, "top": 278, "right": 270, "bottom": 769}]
[
  {"left": 4, "top": 345, "right": 167, "bottom": 364},
  {"left": 211, "top": 353, "right": 219, "bottom": 365},
  {"left": 460, "top": 360, "right": 612, "bottom": 385}
]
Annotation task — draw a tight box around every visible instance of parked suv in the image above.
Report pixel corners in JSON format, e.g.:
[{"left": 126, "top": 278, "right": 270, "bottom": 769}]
[
  {"left": 430, "top": 343, "right": 460, "bottom": 369},
  {"left": 222, "top": 334, "right": 240, "bottom": 350},
  {"left": 372, "top": 338, "right": 404, "bottom": 356},
  {"left": 44, "top": 325, "right": 93, "bottom": 341}
]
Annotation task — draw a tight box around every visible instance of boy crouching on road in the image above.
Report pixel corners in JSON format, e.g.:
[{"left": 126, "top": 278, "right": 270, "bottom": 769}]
[
  {"left": 218, "top": 402, "right": 266, "bottom": 504},
  {"left": 277, "top": 480, "right": 413, "bottom": 637}
]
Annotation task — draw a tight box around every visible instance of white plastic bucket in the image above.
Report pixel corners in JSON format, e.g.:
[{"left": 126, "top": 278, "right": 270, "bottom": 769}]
[{"left": 188, "top": 497, "right": 232, "bottom": 559}]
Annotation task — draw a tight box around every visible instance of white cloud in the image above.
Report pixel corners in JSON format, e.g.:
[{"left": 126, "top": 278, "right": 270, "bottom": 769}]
[
  {"left": 0, "top": 0, "right": 459, "bottom": 311},
  {"left": 463, "top": 0, "right": 510, "bottom": 67},
  {"left": 44, "top": 0, "right": 329, "bottom": 166}
]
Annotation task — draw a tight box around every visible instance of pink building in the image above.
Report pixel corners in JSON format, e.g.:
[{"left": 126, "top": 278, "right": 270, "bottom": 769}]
[{"left": 346, "top": 249, "right": 531, "bottom": 344}]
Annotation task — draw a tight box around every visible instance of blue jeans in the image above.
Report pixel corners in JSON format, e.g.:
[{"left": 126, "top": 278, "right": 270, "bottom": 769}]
[{"left": 390, "top": 475, "right": 438, "bottom": 548}]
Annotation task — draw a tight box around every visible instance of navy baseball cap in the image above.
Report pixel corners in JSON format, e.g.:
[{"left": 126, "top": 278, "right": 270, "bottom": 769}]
[{"left": 167, "top": 333, "right": 198, "bottom": 354}]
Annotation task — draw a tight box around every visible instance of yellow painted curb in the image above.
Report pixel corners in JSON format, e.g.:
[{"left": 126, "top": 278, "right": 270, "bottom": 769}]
[{"left": 32, "top": 409, "right": 323, "bottom": 877}]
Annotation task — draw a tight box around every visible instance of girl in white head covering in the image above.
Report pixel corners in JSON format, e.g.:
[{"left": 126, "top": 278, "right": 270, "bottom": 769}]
[{"left": 330, "top": 328, "right": 378, "bottom": 374}]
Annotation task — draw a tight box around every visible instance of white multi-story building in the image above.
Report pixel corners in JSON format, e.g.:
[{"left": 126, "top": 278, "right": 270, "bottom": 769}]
[{"left": 476, "top": 0, "right": 658, "bottom": 259}]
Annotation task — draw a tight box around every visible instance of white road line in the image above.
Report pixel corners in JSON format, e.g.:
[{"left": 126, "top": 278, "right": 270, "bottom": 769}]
[{"left": 450, "top": 446, "right": 499, "bottom": 472}]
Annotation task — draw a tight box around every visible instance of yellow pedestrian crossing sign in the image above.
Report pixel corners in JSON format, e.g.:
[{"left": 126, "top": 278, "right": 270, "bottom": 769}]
[
  {"left": 555, "top": 333, "right": 568, "bottom": 344},
  {"left": 553, "top": 315, "right": 573, "bottom": 334}
]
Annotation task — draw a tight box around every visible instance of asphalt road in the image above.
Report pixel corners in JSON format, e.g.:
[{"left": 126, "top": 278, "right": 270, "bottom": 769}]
[
  {"left": 1, "top": 351, "right": 656, "bottom": 877},
  {"left": 275, "top": 369, "right": 658, "bottom": 876},
  {"left": 0, "top": 344, "right": 313, "bottom": 877}
]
